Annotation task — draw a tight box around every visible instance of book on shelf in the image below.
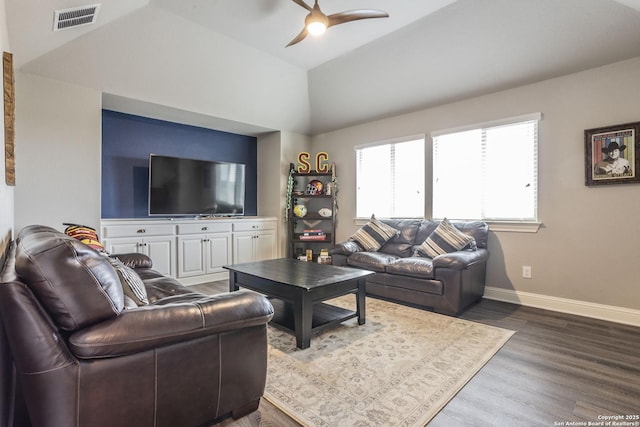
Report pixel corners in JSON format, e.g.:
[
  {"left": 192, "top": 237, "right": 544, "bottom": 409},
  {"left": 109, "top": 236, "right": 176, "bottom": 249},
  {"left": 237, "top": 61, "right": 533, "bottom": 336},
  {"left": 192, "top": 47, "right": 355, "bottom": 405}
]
[
  {"left": 303, "top": 229, "right": 323, "bottom": 235},
  {"left": 299, "top": 234, "right": 326, "bottom": 241}
]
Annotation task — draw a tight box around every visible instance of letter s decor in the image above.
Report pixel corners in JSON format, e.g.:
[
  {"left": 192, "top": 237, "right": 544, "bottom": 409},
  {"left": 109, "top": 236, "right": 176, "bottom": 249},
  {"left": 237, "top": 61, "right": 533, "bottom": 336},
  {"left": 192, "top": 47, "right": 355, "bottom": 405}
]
[{"left": 297, "top": 152, "right": 311, "bottom": 173}]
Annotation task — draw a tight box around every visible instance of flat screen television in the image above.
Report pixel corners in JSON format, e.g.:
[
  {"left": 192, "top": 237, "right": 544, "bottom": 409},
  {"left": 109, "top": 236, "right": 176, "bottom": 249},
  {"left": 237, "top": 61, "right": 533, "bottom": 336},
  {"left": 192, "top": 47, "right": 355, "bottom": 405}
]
[{"left": 148, "top": 154, "right": 245, "bottom": 216}]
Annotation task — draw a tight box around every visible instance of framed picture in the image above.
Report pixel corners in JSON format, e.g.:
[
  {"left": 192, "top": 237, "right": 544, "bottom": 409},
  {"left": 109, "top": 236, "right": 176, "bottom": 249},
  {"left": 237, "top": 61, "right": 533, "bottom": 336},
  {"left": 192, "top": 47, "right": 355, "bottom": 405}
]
[{"left": 585, "top": 121, "right": 640, "bottom": 186}]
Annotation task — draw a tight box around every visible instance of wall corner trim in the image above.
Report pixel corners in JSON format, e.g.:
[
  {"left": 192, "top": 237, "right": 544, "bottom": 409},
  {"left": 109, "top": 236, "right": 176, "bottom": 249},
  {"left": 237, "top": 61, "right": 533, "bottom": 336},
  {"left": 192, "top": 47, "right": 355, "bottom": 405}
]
[{"left": 484, "top": 286, "right": 640, "bottom": 327}]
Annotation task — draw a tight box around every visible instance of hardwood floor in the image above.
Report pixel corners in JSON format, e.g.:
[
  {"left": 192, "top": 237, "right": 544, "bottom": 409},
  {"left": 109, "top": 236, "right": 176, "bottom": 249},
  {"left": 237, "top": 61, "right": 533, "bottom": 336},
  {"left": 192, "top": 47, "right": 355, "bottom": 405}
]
[{"left": 196, "top": 281, "right": 640, "bottom": 427}]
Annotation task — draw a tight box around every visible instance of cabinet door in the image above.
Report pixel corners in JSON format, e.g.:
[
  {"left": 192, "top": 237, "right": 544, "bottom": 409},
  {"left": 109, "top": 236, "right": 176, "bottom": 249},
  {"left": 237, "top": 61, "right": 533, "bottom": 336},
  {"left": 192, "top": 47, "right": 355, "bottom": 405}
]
[
  {"left": 205, "top": 233, "right": 232, "bottom": 272},
  {"left": 254, "top": 230, "right": 276, "bottom": 262},
  {"left": 104, "top": 237, "right": 142, "bottom": 256},
  {"left": 233, "top": 233, "right": 256, "bottom": 265},
  {"left": 144, "top": 236, "right": 176, "bottom": 278},
  {"left": 177, "top": 235, "right": 206, "bottom": 278}
]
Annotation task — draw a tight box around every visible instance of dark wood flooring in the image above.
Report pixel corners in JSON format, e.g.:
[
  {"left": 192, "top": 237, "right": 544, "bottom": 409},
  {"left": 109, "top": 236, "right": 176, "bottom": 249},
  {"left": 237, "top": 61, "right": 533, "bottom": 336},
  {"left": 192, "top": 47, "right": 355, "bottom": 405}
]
[{"left": 195, "top": 281, "right": 640, "bottom": 427}]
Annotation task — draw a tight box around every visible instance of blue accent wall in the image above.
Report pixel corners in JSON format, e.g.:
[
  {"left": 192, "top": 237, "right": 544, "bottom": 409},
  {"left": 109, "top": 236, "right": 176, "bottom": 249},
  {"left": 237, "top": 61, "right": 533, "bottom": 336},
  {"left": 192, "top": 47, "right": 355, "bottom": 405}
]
[{"left": 102, "top": 110, "right": 258, "bottom": 218}]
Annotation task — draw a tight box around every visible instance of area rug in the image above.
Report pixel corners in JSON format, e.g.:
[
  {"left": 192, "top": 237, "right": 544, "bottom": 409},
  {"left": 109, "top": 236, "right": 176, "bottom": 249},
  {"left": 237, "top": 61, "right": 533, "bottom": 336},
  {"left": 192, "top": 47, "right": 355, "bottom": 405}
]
[{"left": 264, "top": 296, "right": 514, "bottom": 426}]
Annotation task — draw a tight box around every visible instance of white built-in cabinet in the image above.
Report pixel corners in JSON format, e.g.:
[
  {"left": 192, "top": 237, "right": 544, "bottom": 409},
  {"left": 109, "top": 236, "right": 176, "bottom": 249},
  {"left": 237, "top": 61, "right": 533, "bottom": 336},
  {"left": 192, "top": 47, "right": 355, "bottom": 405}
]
[
  {"left": 101, "top": 223, "right": 176, "bottom": 277},
  {"left": 101, "top": 217, "right": 277, "bottom": 285},
  {"left": 176, "top": 222, "right": 232, "bottom": 283},
  {"left": 232, "top": 221, "right": 277, "bottom": 265}
]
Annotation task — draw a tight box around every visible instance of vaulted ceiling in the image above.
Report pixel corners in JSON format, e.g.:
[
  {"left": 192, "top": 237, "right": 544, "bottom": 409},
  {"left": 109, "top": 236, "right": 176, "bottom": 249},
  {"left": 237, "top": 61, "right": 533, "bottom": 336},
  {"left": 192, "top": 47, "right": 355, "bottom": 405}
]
[{"left": 6, "top": 0, "right": 640, "bottom": 135}]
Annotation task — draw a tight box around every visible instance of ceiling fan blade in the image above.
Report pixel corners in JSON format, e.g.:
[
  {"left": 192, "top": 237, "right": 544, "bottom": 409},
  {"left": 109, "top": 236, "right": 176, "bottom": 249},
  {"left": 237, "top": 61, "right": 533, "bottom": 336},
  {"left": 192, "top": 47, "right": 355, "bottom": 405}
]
[
  {"left": 291, "top": 0, "right": 312, "bottom": 12},
  {"left": 327, "top": 9, "right": 389, "bottom": 28},
  {"left": 286, "top": 27, "right": 310, "bottom": 47}
]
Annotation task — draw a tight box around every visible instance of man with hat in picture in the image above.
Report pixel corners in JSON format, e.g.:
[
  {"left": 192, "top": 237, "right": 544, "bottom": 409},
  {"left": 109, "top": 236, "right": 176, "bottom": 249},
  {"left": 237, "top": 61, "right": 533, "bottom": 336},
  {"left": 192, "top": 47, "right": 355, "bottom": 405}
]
[{"left": 593, "top": 140, "right": 631, "bottom": 176}]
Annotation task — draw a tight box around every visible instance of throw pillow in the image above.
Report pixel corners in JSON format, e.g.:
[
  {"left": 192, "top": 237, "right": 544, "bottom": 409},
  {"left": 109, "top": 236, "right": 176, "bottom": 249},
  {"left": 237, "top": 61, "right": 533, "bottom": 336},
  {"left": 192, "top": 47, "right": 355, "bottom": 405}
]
[
  {"left": 415, "top": 218, "right": 476, "bottom": 258},
  {"left": 349, "top": 215, "right": 399, "bottom": 252},
  {"left": 64, "top": 223, "right": 106, "bottom": 252},
  {"left": 107, "top": 257, "right": 149, "bottom": 306}
]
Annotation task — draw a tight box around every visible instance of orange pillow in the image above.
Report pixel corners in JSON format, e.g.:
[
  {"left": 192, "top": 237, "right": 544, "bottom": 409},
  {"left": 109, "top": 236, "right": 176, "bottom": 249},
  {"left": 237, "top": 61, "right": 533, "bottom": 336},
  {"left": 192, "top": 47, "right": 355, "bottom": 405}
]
[{"left": 64, "top": 223, "right": 105, "bottom": 252}]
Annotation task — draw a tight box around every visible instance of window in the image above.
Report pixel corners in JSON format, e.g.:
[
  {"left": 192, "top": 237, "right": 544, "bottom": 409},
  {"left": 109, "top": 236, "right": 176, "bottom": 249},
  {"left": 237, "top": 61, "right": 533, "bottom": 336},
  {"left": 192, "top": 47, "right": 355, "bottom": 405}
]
[
  {"left": 355, "top": 137, "right": 425, "bottom": 218},
  {"left": 432, "top": 113, "right": 540, "bottom": 222}
]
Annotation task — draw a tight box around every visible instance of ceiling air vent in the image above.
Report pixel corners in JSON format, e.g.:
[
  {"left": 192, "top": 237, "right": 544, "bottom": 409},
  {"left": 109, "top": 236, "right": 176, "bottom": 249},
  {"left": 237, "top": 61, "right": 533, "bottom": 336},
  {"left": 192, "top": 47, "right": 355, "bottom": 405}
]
[{"left": 53, "top": 4, "right": 101, "bottom": 31}]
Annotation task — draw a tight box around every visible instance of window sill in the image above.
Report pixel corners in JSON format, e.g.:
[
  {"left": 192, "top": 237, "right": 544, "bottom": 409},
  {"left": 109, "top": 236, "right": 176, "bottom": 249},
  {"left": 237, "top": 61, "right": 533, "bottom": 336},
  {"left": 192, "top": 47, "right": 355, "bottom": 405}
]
[{"left": 485, "top": 221, "right": 542, "bottom": 233}]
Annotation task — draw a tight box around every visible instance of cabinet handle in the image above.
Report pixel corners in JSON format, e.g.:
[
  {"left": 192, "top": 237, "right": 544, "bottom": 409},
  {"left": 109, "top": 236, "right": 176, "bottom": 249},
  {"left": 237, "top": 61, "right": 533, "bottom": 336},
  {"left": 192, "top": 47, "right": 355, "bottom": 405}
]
[
  {"left": 137, "top": 229, "right": 146, "bottom": 234},
  {"left": 202, "top": 227, "right": 209, "bottom": 231}
]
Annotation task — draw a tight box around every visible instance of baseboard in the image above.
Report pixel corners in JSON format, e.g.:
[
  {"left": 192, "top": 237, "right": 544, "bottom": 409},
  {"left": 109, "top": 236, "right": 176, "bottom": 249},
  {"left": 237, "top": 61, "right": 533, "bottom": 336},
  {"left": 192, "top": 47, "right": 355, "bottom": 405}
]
[
  {"left": 484, "top": 286, "right": 640, "bottom": 327},
  {"left": 178, "top": 271, "right": 227, "bottom": 287}
]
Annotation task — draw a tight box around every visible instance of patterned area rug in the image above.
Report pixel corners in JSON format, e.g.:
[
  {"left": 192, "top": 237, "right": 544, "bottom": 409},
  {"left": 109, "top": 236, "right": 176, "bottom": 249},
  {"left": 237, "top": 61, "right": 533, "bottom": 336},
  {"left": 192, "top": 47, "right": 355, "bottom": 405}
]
[{"left": 264, "top": 296, "right": 514, "bottom": 426}]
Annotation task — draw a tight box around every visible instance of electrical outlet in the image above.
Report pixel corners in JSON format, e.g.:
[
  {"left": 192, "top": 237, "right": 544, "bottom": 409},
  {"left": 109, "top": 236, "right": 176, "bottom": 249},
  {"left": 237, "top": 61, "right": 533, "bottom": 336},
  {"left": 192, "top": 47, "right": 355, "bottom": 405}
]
[{"left": 522, "top": 265, "right": 532, "bottom": 279}]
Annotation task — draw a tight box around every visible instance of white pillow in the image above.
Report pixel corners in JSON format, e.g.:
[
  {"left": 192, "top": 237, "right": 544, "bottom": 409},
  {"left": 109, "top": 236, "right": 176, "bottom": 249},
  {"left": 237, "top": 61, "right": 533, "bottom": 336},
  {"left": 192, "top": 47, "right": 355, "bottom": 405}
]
[
  {"left": 416, "top": 218, "right": 476, "bottom": 258},
  {"left": 107, "top": 257, "right": 149, "bottom": 306},
  {"left": 349, "top": 215, "right": 399, "bottom": 252}
]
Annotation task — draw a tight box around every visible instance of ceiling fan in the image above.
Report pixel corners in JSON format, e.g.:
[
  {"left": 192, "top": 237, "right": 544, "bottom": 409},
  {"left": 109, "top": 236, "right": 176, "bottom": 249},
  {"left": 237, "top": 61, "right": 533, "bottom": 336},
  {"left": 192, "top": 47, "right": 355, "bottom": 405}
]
[{"left": 286, "top": 0, "right": 389, "bottom": 47}]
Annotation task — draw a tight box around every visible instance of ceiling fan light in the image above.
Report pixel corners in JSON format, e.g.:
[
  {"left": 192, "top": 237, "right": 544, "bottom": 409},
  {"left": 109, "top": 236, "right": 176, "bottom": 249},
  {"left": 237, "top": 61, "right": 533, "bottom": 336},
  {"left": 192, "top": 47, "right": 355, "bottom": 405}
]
[{"left": 307, "top": 21, "right": 327, "bottom": 36}]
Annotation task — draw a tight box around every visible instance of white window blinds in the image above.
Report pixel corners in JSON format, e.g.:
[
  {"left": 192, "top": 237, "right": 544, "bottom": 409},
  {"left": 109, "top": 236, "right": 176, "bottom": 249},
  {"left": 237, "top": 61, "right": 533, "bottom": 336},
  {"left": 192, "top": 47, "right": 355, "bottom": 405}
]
[
  {"left": 355, "top": 137, "right": 425, "bottom": 218},
  {"left": 432, "top": 114, "right": 540, "bottom": 221}
]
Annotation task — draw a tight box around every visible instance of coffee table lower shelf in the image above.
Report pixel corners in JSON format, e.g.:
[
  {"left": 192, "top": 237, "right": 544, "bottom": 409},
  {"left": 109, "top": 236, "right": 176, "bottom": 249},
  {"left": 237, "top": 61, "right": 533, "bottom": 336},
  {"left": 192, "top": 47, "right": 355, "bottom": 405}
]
[{"left": 269, "top": 298, "right": 358, "bottom": 337}]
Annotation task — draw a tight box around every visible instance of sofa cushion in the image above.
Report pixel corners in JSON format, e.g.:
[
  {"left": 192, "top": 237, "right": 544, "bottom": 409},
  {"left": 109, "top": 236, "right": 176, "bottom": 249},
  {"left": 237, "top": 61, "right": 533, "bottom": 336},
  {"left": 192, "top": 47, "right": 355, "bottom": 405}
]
[
  {"left": 385, "top": 257, "right": 435, "bottom": 279},
  {"left": 415, "top": 218, "right": 476, "bottom": 258},
  {"left": 139, "top": 274, "right": 195, "bottom": 304},
  {"left": 378, "top": 242, "right": 414, "bottom": 258},
  {"left": 453, "top": 221, "right": 489, "bottom": 249},
  {"left": 350, "top": 215, "right": 399, "bottom": 251},
  {"left": 347, "top": 251, "right": 399, "bottom": 272},
  {"left": 15, "top": 226, "right": 124, "bottom": 331},
  {"left": 380, "top": 219, "right": 421, "bottom": 245}
]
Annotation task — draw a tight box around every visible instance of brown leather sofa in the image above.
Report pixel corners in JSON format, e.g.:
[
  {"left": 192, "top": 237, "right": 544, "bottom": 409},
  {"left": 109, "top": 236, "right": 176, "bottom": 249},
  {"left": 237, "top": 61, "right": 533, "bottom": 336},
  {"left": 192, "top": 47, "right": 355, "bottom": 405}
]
[
  {"left": 0, "top": 225, "right": 274, "bottom": 427},
  {"left": 330, "top": 219, "right": 489, "bottom": 316}
]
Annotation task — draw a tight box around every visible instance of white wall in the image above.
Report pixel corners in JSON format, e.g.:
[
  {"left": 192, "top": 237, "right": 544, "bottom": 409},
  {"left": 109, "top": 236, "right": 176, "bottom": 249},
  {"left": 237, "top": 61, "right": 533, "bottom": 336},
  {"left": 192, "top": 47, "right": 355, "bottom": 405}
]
[
  {"left": 0, "top": 0, "right": 13, "bottom": 258},
  {"left": 257, "top": 131, "right": 310, "bottom": 257},
  {"left": 21, "top": 5, "right": 310, "bottom": 135},
  {"left": 312, "top": 56, "right": 640, "bottom": 312},
  {"left": 14, "top": 73, "right": 102, "bottom": 233}
]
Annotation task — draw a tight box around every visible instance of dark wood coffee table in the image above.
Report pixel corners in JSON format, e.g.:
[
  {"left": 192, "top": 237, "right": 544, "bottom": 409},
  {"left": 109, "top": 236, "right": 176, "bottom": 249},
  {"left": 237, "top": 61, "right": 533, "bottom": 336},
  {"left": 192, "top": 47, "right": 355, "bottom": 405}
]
[{"left": 224, "top": 258, "right": 374, "bottom": 349}]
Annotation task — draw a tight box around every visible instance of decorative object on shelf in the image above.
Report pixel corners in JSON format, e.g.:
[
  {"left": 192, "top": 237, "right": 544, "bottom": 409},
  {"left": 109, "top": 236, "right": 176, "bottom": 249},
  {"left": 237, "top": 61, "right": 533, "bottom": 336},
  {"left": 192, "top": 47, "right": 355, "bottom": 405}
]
[
  {"left": 303, "top": 219, "right": 321, "bottom": 228},
  {"left": 293, "top": 204, "right": 308, "bottom": 218},
  {"left": 297, "top": 151, "right": 330, "bottom": 173},
  {"left": 3, "top": 51, "right": 15, "bottom": 186},
  {"left": 318, "top": 208, "right": 332, "bottom": 217},
  {"left": 330, "top": 162, "right": 338, "bottom": 209},
  {"left": 317, "top": 248, "right": 331, "bottom": 264},
  {"left": 285, "top": 167, "right": 296, "bottom": 222},
  {"left": 305, "top": 179, "right": 324, "bottom": 195},
  {"left": 585, "top": 121, "right": 640, "bottom": 186},
  {"left": 325, "top": 181, "right": 333, "bottom": 195},
  {"left": 299, "top": 229, "right": 326, "bottom": 241},
  {"left": 317, "top": 255, "right": 332, "bottom": 264}
]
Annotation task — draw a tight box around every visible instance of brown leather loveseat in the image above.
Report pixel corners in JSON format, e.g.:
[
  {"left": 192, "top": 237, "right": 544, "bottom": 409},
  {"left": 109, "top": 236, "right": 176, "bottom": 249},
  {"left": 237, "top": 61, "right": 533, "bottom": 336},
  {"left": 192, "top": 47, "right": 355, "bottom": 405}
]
[
  {"left": 330, "top": 219, "right": 489, "bottom": 316},
  {"left": 0, "top": 225, "right": 274, "bottom": 427}
]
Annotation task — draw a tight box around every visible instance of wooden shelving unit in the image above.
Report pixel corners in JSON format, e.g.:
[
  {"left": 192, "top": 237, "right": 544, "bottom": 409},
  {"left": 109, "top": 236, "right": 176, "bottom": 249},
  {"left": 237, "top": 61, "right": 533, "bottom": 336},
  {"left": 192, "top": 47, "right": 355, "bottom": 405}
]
[{"left": 287, "top": 163, "right": 337, "bottom": 261}]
